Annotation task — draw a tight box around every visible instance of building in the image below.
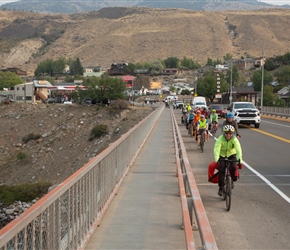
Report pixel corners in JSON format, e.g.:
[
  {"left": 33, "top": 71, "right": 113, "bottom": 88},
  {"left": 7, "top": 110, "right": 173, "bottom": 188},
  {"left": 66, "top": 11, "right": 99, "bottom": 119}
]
[{"left": 13, "top": 80, "right": 53, "bottom": 103}]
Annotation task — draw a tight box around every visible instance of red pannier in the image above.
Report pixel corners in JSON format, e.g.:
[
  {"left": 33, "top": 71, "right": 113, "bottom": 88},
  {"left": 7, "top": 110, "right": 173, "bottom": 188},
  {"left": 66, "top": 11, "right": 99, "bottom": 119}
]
[{"left": 208, "top": 162, "right": 219, "bottom": 183}]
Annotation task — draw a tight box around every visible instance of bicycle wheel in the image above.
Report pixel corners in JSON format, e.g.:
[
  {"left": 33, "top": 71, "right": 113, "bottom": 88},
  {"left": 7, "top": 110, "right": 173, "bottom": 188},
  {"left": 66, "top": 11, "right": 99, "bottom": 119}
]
[
  {"left": 212, "top": 125, "right": 216, "bottom": 136},
  {"left": 200, "top": 133, "right": 204, "bottom": 152},
  {"left": 188, "top": 123, "right": 192, "bottom": 136},
  {"left": 225, "top": 175, "right": 232, "bottom": 211}
]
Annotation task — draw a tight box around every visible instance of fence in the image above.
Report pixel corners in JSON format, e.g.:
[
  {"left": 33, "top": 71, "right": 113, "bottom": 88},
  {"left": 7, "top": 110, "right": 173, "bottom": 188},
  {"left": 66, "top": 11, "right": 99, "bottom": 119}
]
[
  {"left": 261, "top": 106, "right": 290, "bottom": 118},
  {"left": 171, "top": 109, "right": 218, "bottom": 250},
  {"left": 0, "top": 105, "right": 164, "bottom": 250}
]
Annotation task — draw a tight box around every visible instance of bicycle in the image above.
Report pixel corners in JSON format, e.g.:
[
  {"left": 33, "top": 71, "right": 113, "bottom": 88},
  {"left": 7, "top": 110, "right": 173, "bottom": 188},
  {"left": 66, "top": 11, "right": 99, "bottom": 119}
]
[
  {"left": 198, "top": 129, "right": 206, "bottom": 153},
  {"left": 211, "top": 121, "right": 218, "bottom": 137},
  {"left": 219, "top": 158, "right": 240, "bottom": 211},
  {"left": 188, "top": 120, "right": 194, "bottom": 137}
]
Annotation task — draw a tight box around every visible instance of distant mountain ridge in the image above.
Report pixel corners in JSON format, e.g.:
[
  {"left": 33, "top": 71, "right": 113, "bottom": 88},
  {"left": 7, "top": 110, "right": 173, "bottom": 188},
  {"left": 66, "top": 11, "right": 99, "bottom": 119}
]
[{"left": 0, "top": 0, "right": 287, "bottom": 14}]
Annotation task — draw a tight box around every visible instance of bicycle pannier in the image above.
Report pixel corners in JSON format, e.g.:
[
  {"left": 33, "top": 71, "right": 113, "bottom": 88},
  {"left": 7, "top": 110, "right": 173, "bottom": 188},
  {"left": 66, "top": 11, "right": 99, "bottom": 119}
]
[{"left": 208, "top": 162, "right": 219, "bottom": 183}]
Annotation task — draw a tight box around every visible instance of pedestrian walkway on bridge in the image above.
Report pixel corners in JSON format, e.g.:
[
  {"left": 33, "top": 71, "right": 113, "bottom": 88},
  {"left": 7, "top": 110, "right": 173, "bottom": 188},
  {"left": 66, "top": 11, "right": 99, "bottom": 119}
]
[{"left": 85, "top": 108, "right": 186, "bottom": 249}]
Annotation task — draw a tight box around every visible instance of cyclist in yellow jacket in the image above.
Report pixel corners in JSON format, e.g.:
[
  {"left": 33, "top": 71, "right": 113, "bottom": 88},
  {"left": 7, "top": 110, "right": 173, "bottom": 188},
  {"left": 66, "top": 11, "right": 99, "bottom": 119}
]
[
  {"left": 214, "top": 125, "right": 243, "bottom": 196},
  {"left": 196, "top": 114, "right": 209, "bottom": 148}
]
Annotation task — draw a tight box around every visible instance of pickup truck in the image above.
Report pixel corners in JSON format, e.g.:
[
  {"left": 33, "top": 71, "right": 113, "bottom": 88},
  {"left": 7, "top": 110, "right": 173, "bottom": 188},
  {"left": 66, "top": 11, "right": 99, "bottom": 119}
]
[{"left": 228, "top": 102, "right": 261, "bottom": 128}]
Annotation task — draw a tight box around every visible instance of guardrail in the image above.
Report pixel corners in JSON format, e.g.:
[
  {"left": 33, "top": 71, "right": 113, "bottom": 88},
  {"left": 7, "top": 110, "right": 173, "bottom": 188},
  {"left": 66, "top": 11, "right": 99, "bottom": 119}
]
[
  {"left": 261, "top": 106, "right": 290, "bottom": 118},
  {"left": 0, "top": 105, "right": 164, "bottom": 250},
  {"left": 170, "top": 108, "right": 218, "bottom": 250}
]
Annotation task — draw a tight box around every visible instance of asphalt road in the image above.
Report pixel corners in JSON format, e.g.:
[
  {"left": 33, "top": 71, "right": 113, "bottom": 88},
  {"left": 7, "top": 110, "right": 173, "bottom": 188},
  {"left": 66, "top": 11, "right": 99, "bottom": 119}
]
[{"left": 173, "top": 109, "right": 290, "bottom": 250}]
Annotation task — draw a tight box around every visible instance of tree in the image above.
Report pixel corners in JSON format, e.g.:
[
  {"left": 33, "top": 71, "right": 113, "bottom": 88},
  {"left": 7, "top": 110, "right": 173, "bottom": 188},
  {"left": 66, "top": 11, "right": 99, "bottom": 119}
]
[
  {"left": 75, "top": 74, "right": 126, "bottom": 103},
  {"left": 164, "top": 57, "right": 179, "bottom": 68},
  {"left": 224, "top": 53, "right": 233, "bottom": 61},
  {"left": 180, "top": 89, "right": 191, "bottom": 95},
  {"left": 264, "top": 58, "right": 279, "bottom": 71},
  {"left": 34, "top": 58, "right": 66, "bottom": 77},
  {"left": 169, "top": 86, "right": 176, "bottom": 94},
  {"left": 225, "top": 64, "right": 239, "bottom": 86},
  {"left": 196, "top": 70, "right": 228, "bottom": 102},
  {"left": 260, "top": 85, "right": 285, "bottom": 107},
  {"left": 149, "top": 60, "right": 164, "bottom": 75},
  {"left": 180, "top": 56, "right": 200, "bottom": 69},
  {"left": 251, "top": 70, "right": 273, "bottom": 91},
  {"left": 53, "top": 57, "right": 66, "bottom": 74},
  {"left": 69, "top": 57, "right": 84, "bottom": 76},
  {"left": 0, "top": 71, "right": 22, "bottom": 90},
  {"left": 206, "top": 58, "right": 213, "bottom": 66},
  {"left": 274, "top": 65, "right": 290, "bottom": 85}
]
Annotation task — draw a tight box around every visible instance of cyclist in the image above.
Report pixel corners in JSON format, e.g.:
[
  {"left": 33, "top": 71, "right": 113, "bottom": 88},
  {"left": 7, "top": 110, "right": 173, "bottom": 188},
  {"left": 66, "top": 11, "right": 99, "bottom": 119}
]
[
  {"left": 187, "top": 109, "right": 195, "bottom": 135},
  {"left": 181, "top": 106, "right": 188, "bottom": 125},
  {"left": 209, "top": 109, "right": 219, "bottom": 134},
  {"left": 186, "top": 103, "right": 192, "bottom": 113},
  {"left": 193, "top": 109, "right": 201, "bottom": 140},
  {"left": 214, "top": 125, "right": 243, "bottom": 196},
  {"left": 222, "top": 112, "right": 240, "bottom": 138},
  {"left": 196, "top": 114, "right": 209, "bottom": 148},
  {"left": 202, "top": 107, "right": 209, "bottom": 119}
]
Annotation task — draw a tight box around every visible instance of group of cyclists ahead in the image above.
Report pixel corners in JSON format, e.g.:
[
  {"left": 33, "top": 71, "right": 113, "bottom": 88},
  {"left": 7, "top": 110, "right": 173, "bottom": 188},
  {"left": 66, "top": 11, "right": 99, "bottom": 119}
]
[
  {"left": 182, "top": 103, "right": 217, "bottom": 149},
  {"left": 180, "top": 102, "right": 243, "bottom": 200}
]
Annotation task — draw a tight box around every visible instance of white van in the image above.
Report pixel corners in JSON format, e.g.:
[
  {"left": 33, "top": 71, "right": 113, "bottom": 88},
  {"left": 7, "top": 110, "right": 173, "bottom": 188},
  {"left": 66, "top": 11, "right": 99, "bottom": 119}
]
[{"left": 192, "top": 96, "right": 207, "bottom": 109}]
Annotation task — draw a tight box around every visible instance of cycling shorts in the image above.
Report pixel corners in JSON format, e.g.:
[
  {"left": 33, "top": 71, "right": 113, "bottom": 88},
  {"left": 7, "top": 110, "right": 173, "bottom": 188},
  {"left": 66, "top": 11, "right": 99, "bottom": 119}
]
[{"left": 198, "top": 128, "right": 207, "bottom": 135}]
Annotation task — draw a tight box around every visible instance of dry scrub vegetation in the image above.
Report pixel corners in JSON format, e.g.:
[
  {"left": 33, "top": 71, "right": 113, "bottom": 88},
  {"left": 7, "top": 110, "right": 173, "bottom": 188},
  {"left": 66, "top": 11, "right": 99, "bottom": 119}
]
[{"left": 0, "top": 7, "right": 290, "bottom": 74}]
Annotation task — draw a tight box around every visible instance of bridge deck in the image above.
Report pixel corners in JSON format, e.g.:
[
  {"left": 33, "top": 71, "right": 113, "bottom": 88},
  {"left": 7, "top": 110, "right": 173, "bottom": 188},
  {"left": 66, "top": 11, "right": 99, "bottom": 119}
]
[{"left": 85, "top": 107, "right": 186, "bottom": 249}]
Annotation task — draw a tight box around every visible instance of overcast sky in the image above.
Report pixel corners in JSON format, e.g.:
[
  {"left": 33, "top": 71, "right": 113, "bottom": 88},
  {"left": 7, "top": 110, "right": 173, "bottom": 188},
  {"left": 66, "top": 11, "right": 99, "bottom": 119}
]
[{"left": 0, "top": 0, "right": 290, "bottom": 7}]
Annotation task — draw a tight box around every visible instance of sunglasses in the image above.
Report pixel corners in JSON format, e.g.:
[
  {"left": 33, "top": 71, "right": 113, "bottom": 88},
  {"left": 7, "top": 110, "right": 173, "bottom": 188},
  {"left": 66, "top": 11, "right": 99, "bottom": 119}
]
[{"left": 225, "top": 132, "right": 232, "bottom": 135}]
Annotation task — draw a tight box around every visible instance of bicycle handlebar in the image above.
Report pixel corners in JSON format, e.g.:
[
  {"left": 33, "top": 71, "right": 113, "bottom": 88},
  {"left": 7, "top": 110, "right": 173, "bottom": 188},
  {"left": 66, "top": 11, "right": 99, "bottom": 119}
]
[{"left": 219, "top": 158, "right": 240, "bottom": 163}]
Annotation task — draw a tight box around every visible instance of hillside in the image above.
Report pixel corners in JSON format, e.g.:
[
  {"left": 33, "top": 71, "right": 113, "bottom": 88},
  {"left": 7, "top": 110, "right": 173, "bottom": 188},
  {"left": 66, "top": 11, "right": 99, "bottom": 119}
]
[
  {"left": 0, "top": 102, "right": 155, "bottom": 186},
  {"left": 0, "top": 7, "right": 290, "bottom": 75}
]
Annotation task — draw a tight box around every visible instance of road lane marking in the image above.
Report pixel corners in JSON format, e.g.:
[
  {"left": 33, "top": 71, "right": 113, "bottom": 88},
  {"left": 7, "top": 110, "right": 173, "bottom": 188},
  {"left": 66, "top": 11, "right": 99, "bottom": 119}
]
[
  {"left": 248, "top": 127, "right": 290, "bottom": 143},
  {"left": 262, "top": 120, "right": 290, "bottom": 128},
  {"left": 243, "top": 161, "right": 290, "bottom": 204}
]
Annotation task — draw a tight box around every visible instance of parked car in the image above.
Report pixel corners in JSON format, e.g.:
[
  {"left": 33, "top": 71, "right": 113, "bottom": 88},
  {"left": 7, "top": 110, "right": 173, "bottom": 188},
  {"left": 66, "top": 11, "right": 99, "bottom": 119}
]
[
  {"left": 43, "top": 98, "right": 56, "bottom": 104},
  {"left": 208, "top": 104, "right": 226, "bottom": 118},
  {"left": 228, "top": 102, "right": 261, "bottom": 128}
]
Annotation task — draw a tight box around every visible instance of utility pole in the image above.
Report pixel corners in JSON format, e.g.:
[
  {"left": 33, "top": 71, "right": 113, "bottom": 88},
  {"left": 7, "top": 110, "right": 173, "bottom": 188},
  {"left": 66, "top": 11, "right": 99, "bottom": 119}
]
[
  {"left": 194, "top": 77, "right": 197, "bottom": 96},
  {"left": 261, "top": 45, "right": 264, "bottom": 111},
  {"left": 230, "top": 61, "right": 233, "bottom": 106},
  {"left": 132, "top": 79, "right": 134, "bottom": 101}
]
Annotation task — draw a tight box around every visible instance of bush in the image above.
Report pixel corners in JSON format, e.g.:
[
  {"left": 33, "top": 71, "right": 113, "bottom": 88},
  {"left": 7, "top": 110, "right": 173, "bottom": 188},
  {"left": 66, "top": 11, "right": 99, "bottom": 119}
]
[
  {"left": 89, "top": 124, "right": 108, "bottom": 141},
  {"left": 17, "top": 151, "right": 27, "bottom": 160},
  {"left": 108, "top": 99, "right": 129, "bottom": 115},
  {"left": 110, "top": 99, "right": 129, "bottom": 110},
  {"left": 22, "top": 133, "right": 41, "bottom": 144},
  {"left": 0, "top": 182, "right": 53, "bottom": 205}
]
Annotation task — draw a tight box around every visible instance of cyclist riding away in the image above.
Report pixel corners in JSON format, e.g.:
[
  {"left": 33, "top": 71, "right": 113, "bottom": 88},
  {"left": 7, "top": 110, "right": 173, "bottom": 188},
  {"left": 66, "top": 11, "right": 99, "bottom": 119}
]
[
  {"left": 214, "top": 125, "right": 243, "bottom": 196},
  {"left": 187, "top": 109, "right": 195, "bottom": 133},
  {"left": 196, "top": 114, "right": 209, "bottom": 148},
  {"left": 222, "top": 112, "right": 240, "bottom": 138},
  {"left": 209, "top": 109, "right": 219, "bottom": 134},
  {"left": 186, "top": 103, "right": 192, "bottom": 113},
  {"left": 193, "top": 110, "right": 201, "bottom": 140}
]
